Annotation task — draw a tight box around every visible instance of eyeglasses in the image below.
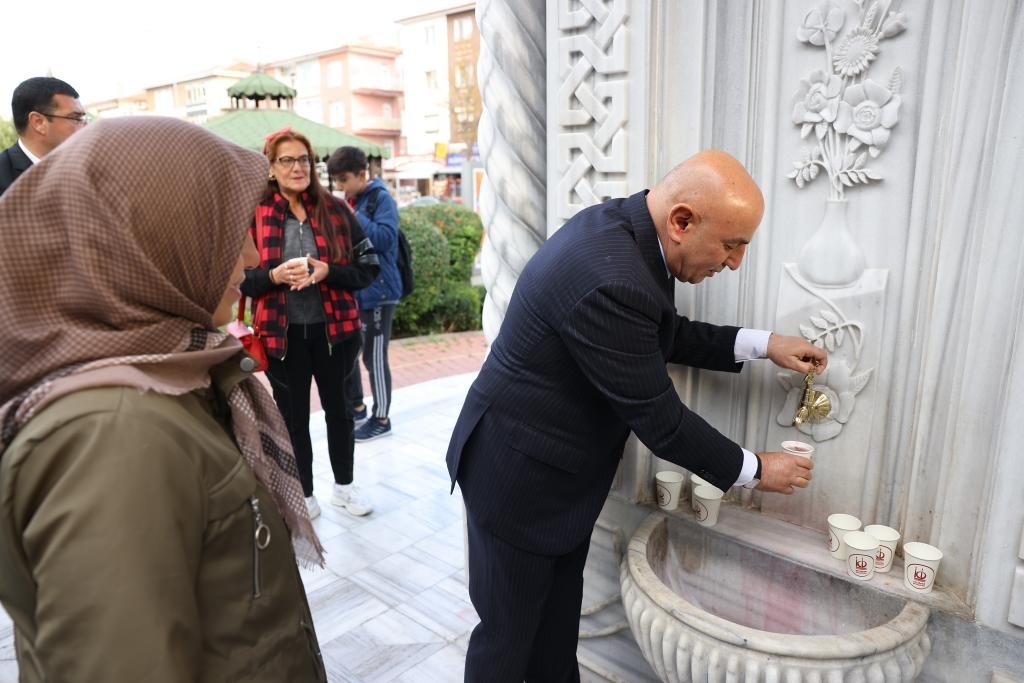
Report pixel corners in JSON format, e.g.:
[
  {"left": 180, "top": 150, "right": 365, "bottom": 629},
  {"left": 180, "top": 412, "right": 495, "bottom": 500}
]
[
  {"left": 38, "top": 111, "right": 88, "bottom": 126},
  {"left": 274, "top": 155, "right": 311, "bottom": 169}
]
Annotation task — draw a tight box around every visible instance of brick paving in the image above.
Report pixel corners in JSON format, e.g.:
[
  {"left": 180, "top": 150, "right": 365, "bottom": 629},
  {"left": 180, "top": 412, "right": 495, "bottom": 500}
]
[{"left": 257, "top": 330, "right": 488, "bottom": 412}]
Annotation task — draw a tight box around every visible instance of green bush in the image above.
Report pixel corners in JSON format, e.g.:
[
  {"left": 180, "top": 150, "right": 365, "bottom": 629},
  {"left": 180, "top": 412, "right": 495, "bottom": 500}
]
[
  {"left": 393, "top": 209, "right": 449, "bottom": 337},
  {"left": 434, "top": 282, "right": 483, "bottom": 332},
  {"left": 403, "top": 204, "right": 483, "bottom": 284}
]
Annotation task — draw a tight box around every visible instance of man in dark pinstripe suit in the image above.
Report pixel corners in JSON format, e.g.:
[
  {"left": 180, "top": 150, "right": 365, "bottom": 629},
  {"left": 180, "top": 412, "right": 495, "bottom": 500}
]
[{"left": 447, "top": 150, "right": 826, "bottom": 682}]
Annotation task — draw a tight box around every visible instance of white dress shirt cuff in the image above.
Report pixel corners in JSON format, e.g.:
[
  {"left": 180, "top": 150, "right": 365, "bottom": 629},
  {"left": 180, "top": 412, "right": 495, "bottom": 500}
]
[
  {"left": 734, "top": 328, "right": 772, "bottom": 362},
  {"left": 734, "top": 448, "right": 759, "bottom": 487}
]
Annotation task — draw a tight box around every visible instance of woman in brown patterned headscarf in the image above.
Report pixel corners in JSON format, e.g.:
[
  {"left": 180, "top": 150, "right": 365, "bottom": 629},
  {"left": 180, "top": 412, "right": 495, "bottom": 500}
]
[{"left": 0, "top": 118, "right": 328, "bottom": 681}]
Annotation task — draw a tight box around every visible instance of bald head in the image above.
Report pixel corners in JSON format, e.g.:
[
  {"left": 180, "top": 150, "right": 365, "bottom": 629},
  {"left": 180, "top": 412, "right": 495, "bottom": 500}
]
[{"left": 647, "top": 150, "right": 765, "bottom": 284}]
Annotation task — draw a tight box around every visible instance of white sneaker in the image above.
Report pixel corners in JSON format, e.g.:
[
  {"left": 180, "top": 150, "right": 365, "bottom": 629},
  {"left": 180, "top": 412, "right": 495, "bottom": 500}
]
[
  {"left": 305, "top": 496, "right": 321, "bottom": 520},
  {"left": 331, "top": 483, "right": 373, "bottom": 516}
]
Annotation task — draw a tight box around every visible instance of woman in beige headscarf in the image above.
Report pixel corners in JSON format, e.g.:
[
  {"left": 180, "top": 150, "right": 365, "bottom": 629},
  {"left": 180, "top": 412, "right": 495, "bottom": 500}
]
[{"left": 0, "top": 118, "right": 327, "bottom": 681}]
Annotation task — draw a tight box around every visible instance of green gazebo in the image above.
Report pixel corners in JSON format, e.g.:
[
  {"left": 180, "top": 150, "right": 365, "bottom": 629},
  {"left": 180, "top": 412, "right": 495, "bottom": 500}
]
[
  {"left": 227, "top": 72, "right": 296, "bottom": 109},
  {"left": 207, "top": 71, "right": 388, "bottom": 161},
  {"left": 204, "top": 109, "right": 388, "bottom": 160}
]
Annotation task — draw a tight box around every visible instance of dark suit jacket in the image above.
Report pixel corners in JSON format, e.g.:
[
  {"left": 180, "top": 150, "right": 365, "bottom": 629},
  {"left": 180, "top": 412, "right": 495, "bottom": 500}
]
[
  {"left": 446, "top": 191, "right": 748, "bottom": 556},
  {"left": 0, "top": 142, "right": 32, "bottom": 197}
]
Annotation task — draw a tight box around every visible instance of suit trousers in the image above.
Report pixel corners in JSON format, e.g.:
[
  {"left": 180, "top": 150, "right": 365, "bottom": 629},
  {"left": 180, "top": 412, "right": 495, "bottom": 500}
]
[
  {"left": 266, "top": 323, "right": 359, "bottom": 496},
  {"left": 464, "top": 512, "right": 589, "bottom": 683}
]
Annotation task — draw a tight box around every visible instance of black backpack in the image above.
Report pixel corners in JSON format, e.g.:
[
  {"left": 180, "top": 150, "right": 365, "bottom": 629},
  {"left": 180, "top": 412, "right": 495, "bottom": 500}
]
[{"left": 364, "top": 185, "right": 414, "bottom": 298}]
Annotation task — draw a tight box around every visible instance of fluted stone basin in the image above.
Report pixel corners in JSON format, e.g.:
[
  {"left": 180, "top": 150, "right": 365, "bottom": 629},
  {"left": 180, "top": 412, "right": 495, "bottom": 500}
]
[{"left": 621, "top": 512, "right": 931, "bottom": 682}]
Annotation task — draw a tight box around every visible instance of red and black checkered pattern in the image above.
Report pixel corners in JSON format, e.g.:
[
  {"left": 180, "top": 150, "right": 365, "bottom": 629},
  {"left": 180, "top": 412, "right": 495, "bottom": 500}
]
[{"left": 251, "top": 192, "right": 360, "bottom": 358}]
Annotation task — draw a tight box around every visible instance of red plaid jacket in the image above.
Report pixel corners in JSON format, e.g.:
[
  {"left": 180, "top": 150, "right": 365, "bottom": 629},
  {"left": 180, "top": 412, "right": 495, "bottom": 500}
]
[{"left": 249, "top": 192, "right": 371, "bottom": 359}]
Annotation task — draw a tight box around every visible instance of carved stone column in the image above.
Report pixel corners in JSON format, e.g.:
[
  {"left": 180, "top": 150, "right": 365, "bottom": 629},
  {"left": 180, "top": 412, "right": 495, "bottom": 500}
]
[{"left": 476, "top": 0, "right": 547, "bottom": 342}]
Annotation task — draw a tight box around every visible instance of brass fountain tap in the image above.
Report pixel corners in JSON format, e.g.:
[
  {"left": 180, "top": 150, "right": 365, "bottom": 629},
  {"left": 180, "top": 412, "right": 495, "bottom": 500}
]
[{"left": 792, "top": 365, "right": 831, "bottom": 426}]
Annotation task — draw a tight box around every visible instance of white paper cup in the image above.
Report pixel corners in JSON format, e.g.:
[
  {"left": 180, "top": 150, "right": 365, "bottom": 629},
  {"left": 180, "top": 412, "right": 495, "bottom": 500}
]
[
  {"left": 690, "top": 475, "right": 711, "bottom": 511},
  {"left": 827, "top": 513, "right": 862, "bottom": 559},
  {"left": 903, "top": 542, "right": 942, "bottom": 593},
  {"left": 844, "top": 531, "right": 879, "bottom": 581},
  {"left": 693, "top": 484, "right": 724, "bottom": 527},
  {"left": 864, "top": 524, "right": 901, "bottom": 573},
  {"left": 781, "top": 440, "right": 815, "bottom": 459},
  {"left": 655, "top": 471, "right": 685, "bottom": 511},
  {"left": 286, "top": 255, "right": 310, "bottom": 270}
]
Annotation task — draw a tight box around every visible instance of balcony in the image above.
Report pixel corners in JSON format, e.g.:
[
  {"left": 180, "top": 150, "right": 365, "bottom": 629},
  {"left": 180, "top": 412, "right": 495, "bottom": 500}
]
[
  {"left": 350, "top": 79, "right": 403, "bottom": 97},
  {"left": 353, "top": 116, "right": 402, "bottom": 135}
]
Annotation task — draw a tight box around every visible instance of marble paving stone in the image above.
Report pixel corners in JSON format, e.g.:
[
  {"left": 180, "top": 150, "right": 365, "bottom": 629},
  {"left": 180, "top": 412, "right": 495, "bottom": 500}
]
[
  {"left": 394, "top": 579, "right": 479, "bottom": 640},
  {"left": 393, "top": 644, "right": 467, "bottom": 683},
  {"left": 368, "top": 507, "right": 444, "bottom": 543},
  {"left": 321, "top": 608, "right": 446, "bottom": 682},
  {"left": 307, "top": 576, "right": 392, "bottom": 645},
  {"left": 300, "top": 564, "right": 345, "bottom": 594},
  {"left": 309, "top": 511, "right": 350, "bottom": 543},
  {"left": 381, "top": 464, "right": 453, "bottom": 500},
  {"left": 412, "top": 530, "right": 465, "bottom": 570},
  {"left": 351, "top": 515, "right": 422, "bottom": 554},
  {"left": 319, "top": 530, "right": 391, "bottom": 577},
  {"left": 349, "top": 547, "right": 457, "bottom": 607}
]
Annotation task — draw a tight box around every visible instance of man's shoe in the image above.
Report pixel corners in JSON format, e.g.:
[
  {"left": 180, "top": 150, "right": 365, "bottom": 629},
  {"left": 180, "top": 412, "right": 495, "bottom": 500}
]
[
  {"left": 330, "top": 483, "right": 373, "bottom": 516},
  {"left": 352, "top": 404, "right": 368, "bottom": 426},
  {"left": 354, "top": 419, "right": 392, "bottom": 442},
  {"left": 305, "top": 496, "right": 321, "bottom": 520}
]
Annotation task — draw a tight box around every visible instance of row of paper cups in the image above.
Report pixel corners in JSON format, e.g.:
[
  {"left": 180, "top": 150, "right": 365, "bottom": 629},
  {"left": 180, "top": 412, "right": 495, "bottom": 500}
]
[
  {"left": 654, "top": 471, "right": 724, "bottom": 526},
  {"left": 827, "top": 513, "right": 942, "bottom": 593}
]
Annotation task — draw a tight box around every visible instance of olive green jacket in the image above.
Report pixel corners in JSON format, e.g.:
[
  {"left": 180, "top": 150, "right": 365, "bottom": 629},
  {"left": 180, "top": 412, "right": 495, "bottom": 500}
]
[{"left": 0, "top": 357, "right": 328, "bottom": 682}]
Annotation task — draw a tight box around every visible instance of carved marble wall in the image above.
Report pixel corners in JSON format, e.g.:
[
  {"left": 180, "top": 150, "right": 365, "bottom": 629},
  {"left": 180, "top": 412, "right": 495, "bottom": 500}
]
[{"left": 478, "top": 0, "right": 1024, "bottom": 658}]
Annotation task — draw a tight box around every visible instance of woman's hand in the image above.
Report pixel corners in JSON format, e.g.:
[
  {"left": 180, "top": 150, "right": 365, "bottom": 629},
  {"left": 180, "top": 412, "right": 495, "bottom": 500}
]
[
  {"left": 293, "top": 255, "right": 328, "bottom": 291},
  {"left": 271, "top": 258, "right": 311, "bottom": 288}
]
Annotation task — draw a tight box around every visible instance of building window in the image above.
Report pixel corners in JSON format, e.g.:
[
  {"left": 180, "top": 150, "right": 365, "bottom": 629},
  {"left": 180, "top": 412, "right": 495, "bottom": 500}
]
[
  {"left": 384, "top": 140, "right": 395, "bottom": 158},
  {"left": 424, "top": 25, "right": 436, "bottom": 45},
  {"left": 186, "top": 84, "right": 207, "bottom": 105},
  {"left": 425, "top": 70, "right": 437, "bottom": 90},
  {"left": 382, "top": 102, "right": 392, "bottom": 119},
  {"left": 425, "top": 113, "right": 440, "bottom": 134},
  {"left": 327, "top": 61, "right": 343, "bottom": 87},
  {"left": 454, "top": 17, "right": 474, "bottom": 42},
  {"left": 329, "top": 101, "right": 346, "bottom": 127}
]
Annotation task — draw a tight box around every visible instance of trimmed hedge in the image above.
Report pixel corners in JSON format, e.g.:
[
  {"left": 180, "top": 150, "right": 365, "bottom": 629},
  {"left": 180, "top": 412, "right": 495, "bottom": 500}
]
[
  {"left": 402, "top": 204, "right": 483, "bottom": 284},
  {"left": 393, "top": 204, "right": 485, "bottom": 338},
  {"left": 393, "top": 210, "right": 449, "bottom": 337}
]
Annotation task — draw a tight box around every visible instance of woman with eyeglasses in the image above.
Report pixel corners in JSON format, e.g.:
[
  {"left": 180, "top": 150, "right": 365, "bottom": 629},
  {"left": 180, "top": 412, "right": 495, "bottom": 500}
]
[{"left": 243, "top": 128, "right": 378, "bottom": 520}]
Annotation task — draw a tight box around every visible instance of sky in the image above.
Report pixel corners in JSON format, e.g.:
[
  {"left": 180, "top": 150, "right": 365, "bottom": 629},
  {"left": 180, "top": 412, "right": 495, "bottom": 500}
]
[{"left": 0, "top": 0, "right": 441, "bottom": 118}]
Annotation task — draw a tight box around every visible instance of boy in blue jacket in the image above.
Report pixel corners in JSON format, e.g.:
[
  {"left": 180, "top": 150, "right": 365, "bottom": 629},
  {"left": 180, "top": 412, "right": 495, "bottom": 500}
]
[{"left": 329, "top": 146, "right": 402, "bottom": 441}]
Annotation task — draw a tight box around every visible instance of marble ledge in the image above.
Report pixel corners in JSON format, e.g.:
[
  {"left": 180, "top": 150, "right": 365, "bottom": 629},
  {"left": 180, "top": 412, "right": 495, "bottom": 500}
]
[{"left": 652, "top": 501, "right": 971, "bottom": 619}]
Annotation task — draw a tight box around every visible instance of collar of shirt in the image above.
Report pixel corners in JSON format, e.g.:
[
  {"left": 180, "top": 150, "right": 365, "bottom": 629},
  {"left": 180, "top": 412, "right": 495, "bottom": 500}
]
[{"left": 18, "top": 138, "right": 40, "bottom": 165}]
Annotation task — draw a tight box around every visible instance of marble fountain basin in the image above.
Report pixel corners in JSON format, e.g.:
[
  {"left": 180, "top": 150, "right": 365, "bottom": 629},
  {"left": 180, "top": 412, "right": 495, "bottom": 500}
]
[{"left": 620, "top": 512, "right": 931, "bottom": 682}]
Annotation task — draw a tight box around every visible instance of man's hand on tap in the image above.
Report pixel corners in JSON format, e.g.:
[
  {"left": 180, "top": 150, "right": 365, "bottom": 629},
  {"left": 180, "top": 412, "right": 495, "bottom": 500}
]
[{"left": 766, "top": 334, "right": 828, "bottom": 375}]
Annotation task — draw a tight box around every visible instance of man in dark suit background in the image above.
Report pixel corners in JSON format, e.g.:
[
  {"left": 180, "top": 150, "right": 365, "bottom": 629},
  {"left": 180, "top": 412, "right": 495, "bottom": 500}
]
[
  {"left": 447, "top": 150, "right": 827, "bottom": 682},
  {"left": 0, "top": 77, "right": 84, "bottom": 196}
]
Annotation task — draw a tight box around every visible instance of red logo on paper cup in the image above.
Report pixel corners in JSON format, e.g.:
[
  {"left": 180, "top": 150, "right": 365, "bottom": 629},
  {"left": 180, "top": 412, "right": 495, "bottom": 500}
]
[
  {"left": 828, "top": 528, "right": 839, "bottom": 552},
  {"left": 695, "top": 501, "right": 708, "bottom": 522},
  {"left": 656, "top": 484, "right": 669, "bottom": 506},
  {"left": 874, "top": 547, "right": 889, "bottom": 567},
  {"left": 849, "top": 553, "right": 872, "bottom": 577},
  {"left": 907, "top": 564, "right": 933, "bottom": 589}
]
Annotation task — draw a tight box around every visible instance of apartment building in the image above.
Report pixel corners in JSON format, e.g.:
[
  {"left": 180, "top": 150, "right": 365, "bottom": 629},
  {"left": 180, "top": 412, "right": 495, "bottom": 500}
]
[{"left": 264, "top": 45, "right": 402, "bottom": 159}]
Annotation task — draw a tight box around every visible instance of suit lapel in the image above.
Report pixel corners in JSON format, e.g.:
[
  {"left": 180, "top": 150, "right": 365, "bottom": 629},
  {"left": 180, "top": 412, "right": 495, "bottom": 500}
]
[{"left": 8, "top": 143, "right": 33, "bottom": 176}]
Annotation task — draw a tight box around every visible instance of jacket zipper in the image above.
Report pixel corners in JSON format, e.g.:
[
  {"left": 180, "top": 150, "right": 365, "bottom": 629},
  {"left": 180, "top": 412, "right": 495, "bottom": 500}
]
[{"left": 250, "top": 495, "right": 271, "bottom": 598}]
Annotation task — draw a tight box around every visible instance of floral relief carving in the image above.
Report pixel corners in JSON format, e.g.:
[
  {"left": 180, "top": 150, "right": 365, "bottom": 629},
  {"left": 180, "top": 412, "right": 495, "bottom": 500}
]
[{"left": 787, "top": 0, "right": 908, "bottom": 199}]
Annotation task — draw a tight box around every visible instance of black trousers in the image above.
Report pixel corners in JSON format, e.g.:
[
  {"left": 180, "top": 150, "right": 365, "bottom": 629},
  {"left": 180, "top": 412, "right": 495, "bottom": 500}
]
[
  {"left": 345, "top": 304, "right": 395, "bottom": 419},
  {"left": 266, "top": 323, "right": 359, "bottom": 497},
  {"left": 464, "top": 512, "right": 588, "bottom": 683}
]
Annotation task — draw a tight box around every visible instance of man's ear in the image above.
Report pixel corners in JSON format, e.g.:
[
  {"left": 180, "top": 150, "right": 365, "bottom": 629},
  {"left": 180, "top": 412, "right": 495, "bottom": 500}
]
[
  {"left": 27, "top": 111, "right": 48, "bottom": 136},
  {"left": 668, "top": 203, "right": 698, "bottom": 237}
]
